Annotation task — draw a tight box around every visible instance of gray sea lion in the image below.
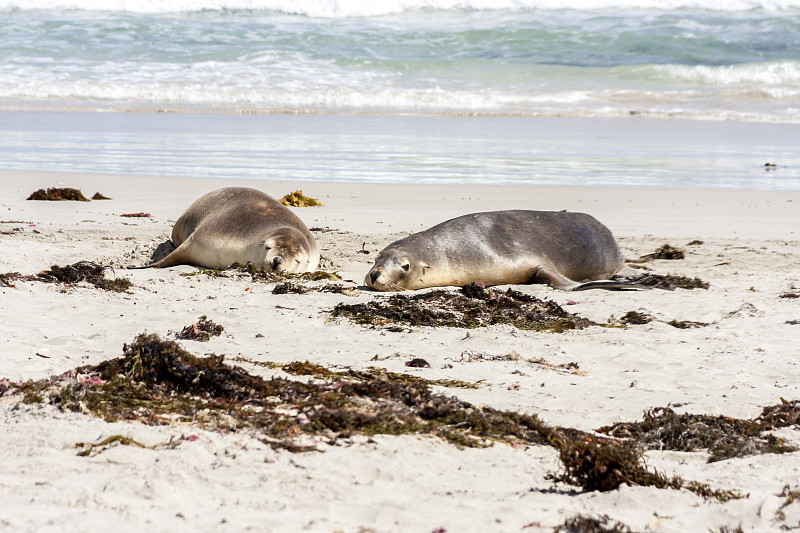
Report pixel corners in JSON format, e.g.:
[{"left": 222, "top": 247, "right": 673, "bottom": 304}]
[
  {"left": 138, "top": 187, "right": 319, "bottom": 272},
  {"left": 365, "top": 210, "right": 638, "bottom": 292}
]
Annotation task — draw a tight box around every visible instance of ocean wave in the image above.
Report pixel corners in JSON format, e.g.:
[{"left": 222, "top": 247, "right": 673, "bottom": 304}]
[
  {"left": 653, "top": 61, "right": 800, "bottom": 86},
  {"left": 2, "top": 0, "right": 799, "bottom": 15}
]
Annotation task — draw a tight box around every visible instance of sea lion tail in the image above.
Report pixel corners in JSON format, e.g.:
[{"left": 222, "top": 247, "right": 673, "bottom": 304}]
[{"left": 571, "top": 280, "right": 651, "bottom": 291}]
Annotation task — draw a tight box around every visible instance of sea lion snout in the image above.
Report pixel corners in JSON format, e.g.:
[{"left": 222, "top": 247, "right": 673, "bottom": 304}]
[
  {"left": 369, "top": 269, "right": 381, "bottom": 284},
  {"left": 272, "top": 256, "right": 284, "bottom": 270}
]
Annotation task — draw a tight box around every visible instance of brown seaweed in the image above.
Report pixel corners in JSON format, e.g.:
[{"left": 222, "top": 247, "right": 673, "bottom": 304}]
[
  {"left": 638, "top": 244, "right": 686, "bottom": 261},
  {"left": 1, "top": 334, "right": 744, "bottom": 502},
  {"left": 598, "top": 406, "right": 797, "bottom": 463},
  {"left": 619, "top": 273, "right": 709, "bottom": 291},
  {"left": 32, "top": 261, "right": 133, "bottom": 293},
  {"left": 331, "top": 283, "right": 596, "bottom": 332},
  {"left": 554, "top": 515, "right": 632, "bottom": 533},
  {"left": 619, "top": 311, "right": 653, "bottom": 325},
  {"left": 27, "top": 187, "right": 90, "bottom": 201},
  {"left": 91, "top": 192, "right": 112, "bottom": 200},
  {"left": 175, "top": 315, "right": 224, "bottom": 341}
]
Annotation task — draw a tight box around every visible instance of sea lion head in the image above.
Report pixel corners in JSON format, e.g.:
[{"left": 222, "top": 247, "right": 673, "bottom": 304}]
[
  {"left": 365, "top": 245, "right": 430, "bottom": 291},
  {"left": 261, "top": 229, "right": 315, "bottom": 274}
]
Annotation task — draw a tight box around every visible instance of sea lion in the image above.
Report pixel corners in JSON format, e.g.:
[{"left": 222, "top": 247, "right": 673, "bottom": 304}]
[
  {"left": 137, "top": 187, "right": 319, "bottom": 272},
  {"left": 365, "top": 210, "right": 638, "bottom": 292}
]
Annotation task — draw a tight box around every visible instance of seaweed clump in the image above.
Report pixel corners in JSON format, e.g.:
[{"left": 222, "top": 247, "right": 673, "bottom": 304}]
[
  {"left": 1, "top": 272, "right": 21, "bottom": 288},
  {"left": 33, "top": 261, "right": 132, "bottom": 293},
  {"left": 554, "top": 515, "right": 632, "bottom": 533},
  {"left": 638, "top": 244, "right": 685, "bottom": 261},
  {"left": 619, "top": 273, "right": 709, "bottom": 291},
  {"left": 91, "top": 192, "right": 112, "bottom": 200},
  {"left": 331, "top": 283, "right": 596, "bottom": 332},
  {"left": 279, "top": 190, "right": 323, "bottom": 207},
  {"left": 598, "top": 406, "right": 797, "bottom": 463},
  {"left": 175, "top": 315, "right": 224, "bottom": 341},
  {"left": 4, "top": 335, "right": 745, "bottom": 501},
  {"left": 619, "top": 311, "right": 653, "bottom": 325},
  {"left": 27, "top": 188, "right": 90, "bottom": 201}
]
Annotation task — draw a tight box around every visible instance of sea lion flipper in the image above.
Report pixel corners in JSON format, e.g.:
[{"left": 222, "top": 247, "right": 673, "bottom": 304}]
[
  {"left": 528, "top": 265, "right": 581, "bottom": 291},
  {"left": 571, "top": 280, "right": 651, "bottom": 291}
]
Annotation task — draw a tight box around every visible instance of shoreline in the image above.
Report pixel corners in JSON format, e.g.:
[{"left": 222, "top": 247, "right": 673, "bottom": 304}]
[{"left": 2, "top": 169, "right": 800, "bottom": 532}]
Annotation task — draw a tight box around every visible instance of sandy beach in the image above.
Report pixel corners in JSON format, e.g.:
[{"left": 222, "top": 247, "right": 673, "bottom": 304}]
[{"left": 2, "top": 168, "right": 800, "bottom": 533}]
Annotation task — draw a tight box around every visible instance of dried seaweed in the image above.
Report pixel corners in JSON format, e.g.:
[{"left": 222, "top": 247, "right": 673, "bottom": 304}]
[
  {"left": 27, "top": 187, "right": 90, "bottom": 201},
  {"left": 31, "top": 261, "right": 132, "bottom": 293},
  {"left": 619, "top": 311, "right": 653, "bottom": 325},
  {"left": 0, "top": 272, "right": 21, "bottom": 288},
  {"left": 121, "top": 212, "right": 151, "bottom": 218},
  {"left": 175, "top": 315, "right": 224, "bottom": 341},
  {"left": 278, "top": 190, "right": 323, "bottom": 207},
  {"left": 331, "top": 283, "right": 596, "bottom": 332},
  {"left": 554, "top": 515, "right": 632, "bottom": 533},
  {"left": 667, "top": 319, "right": 708, "bottom": 329},
  {"left": 598, "top": 406, "right": 797, "bottom": 463},
  {"left": 619, "top": 273, "right": 709, "bottom": 291},
  {"left": 91, "top": 192, "right": 112, "bottom": 200},
  {"left": 638, "top": 244, "right": 685, "bottom": 261},
  {"left": 3, "top": 335, "right": 744, "bottom": 501}
]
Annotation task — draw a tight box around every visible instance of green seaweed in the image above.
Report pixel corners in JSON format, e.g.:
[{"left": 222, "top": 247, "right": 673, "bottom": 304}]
[{"left": 331, "top": 283, "right": 596, "bottom": 332}]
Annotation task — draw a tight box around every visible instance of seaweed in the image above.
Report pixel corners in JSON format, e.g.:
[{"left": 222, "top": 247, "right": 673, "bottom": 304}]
[
  {"left": 74, "top": 435, "right": 146, "bottom": 457},
  {"left": 91, "top": 192, "right": 112, "bottom": 200},
  {"left": 619, "top": 311, "right": 653, "bottom": 325},
  {"left": 121, "top": 212, "right": 151, "bottom": 218},
  {"left": 331, "top": 283, "right": 596, "bottom": 332},
  {"left": 667, "top": 319, "right": 708, "bottom": 329},
  {"left": 554, "top": 515, "right": 632, "bottom": 533},
  {"left": 272, "top": 282, "right": 311, "bottom": 295},
  {"left": 598, "top": 406, "right": 797, "bottom": 463},
  {"left": 638, "top": 244, "right": 685, "bottom": 261},
  {"left": 619, "top": 273, "right": 709, "bottom": 291},
  {"left": 27, "top": 187, "right": 90, "bottom": 201},
  {"left": 174, "top": 315, "right": 224, "bottom": 341},
  {"left": 685, "top": 240, "right": 704, "bottom": 246},
  {"left": 32, "top": 261, "right": 133, "bottom": 293},
  {"left": 780, "top": 292, "right": 799, "bottom": 299},
  {"left": 0, "top": 272, "right": 21, "bottom": 288},
  {"left": 5, "top": 335, "right": 744, "bottom": 501},
  {"left": 181, "top": 263, "right": 342, "bottom": 288},
  {"left": 278, "top": 190, "right": 323, "bottom": 207}
]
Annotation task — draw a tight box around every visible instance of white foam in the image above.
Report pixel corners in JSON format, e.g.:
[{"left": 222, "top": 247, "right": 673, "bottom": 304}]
[{"left": 1, "top": 0, "right": 799, "bottom": 15}]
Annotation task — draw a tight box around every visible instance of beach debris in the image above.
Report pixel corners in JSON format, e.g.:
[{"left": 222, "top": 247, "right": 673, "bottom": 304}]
[
  {"left": 279, "top": 190, "right": 323, "bottom": 207},
  {"left": 637, "top": 244, "right": 686, "bottom": 261},
  {"left": 619, "top": 311, "right": 653, "bottom": 325},
  {"left": 272, "top": 282, "right": 311, "bottom": 295},
  {"left": 618, "top": 273, "right": 709, "bottom": 290},
  {"left": 91, "top": 192, "right": 112, "bottom": 200},
  {"left": 598, "top": 405, "right": 797, "bottom": 463},
  {"left": 780, "top": 292, "right": 799, "bottom": 299},
  {"left": 28, "top": 261, "right": 132, "bottom": 293},
  {"left": 686, "top": 239, "right": 704, "bottom": 246},
  {"left": 667, "top": 319, "right": 708, "bottom": 329},
  {"left": 405, "top": 358, "right": 431, "bottom": 368},
  {"left": 554, "top": 514, "right": 632, "bottom": 533},
  {"left": 174, "top": 315, "right": 224, "bottom": 341},
  {"left": 0, "top": 272, "right": 21, "bottom": 288},
  {"left": 765, "top": 162, "right": 778, "bottom": 171},
  {"left": 4, "top": 334, "right": 746, "bottom": 501},
  {"left": 331, "top": 283, "right": 596, "bottom": 332},
  {"left": 121, "top": 212, "right": 152, "bottom": 218},
  {"left": 27, "top": 187, "right": 90, "bottom": 201},
  {"left": 74, "top": 435, "right": 146, "bottom": 457}
]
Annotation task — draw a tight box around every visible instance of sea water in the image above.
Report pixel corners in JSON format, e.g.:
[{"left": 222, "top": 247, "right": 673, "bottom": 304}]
[{"left": 0, "top": 0, "right": 798, "bottom": 188}]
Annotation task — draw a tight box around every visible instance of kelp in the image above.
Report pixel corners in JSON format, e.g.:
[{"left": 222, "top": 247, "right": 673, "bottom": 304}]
[
  {"left": 554, "top": 515, "right": 632, "bottom": 533},
  {"left": 331, "top": 283, "right": 596, "bottom": 332}
]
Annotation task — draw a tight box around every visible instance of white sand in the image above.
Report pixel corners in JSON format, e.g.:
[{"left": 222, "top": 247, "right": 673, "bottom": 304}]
[{"left": 2, "top": 169, "right": 800, "bottom": 532}]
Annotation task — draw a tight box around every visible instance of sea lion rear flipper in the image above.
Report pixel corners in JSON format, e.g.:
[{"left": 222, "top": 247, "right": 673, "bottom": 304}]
[
  {"left": 127, "top": 243, "right": 188, "bottom": 269},
  {"left": 571, "top": 280, "right": 651, "bottom": 291},
  {"left": 528, "top": 265, "right": 581, "bottom": 291}
]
